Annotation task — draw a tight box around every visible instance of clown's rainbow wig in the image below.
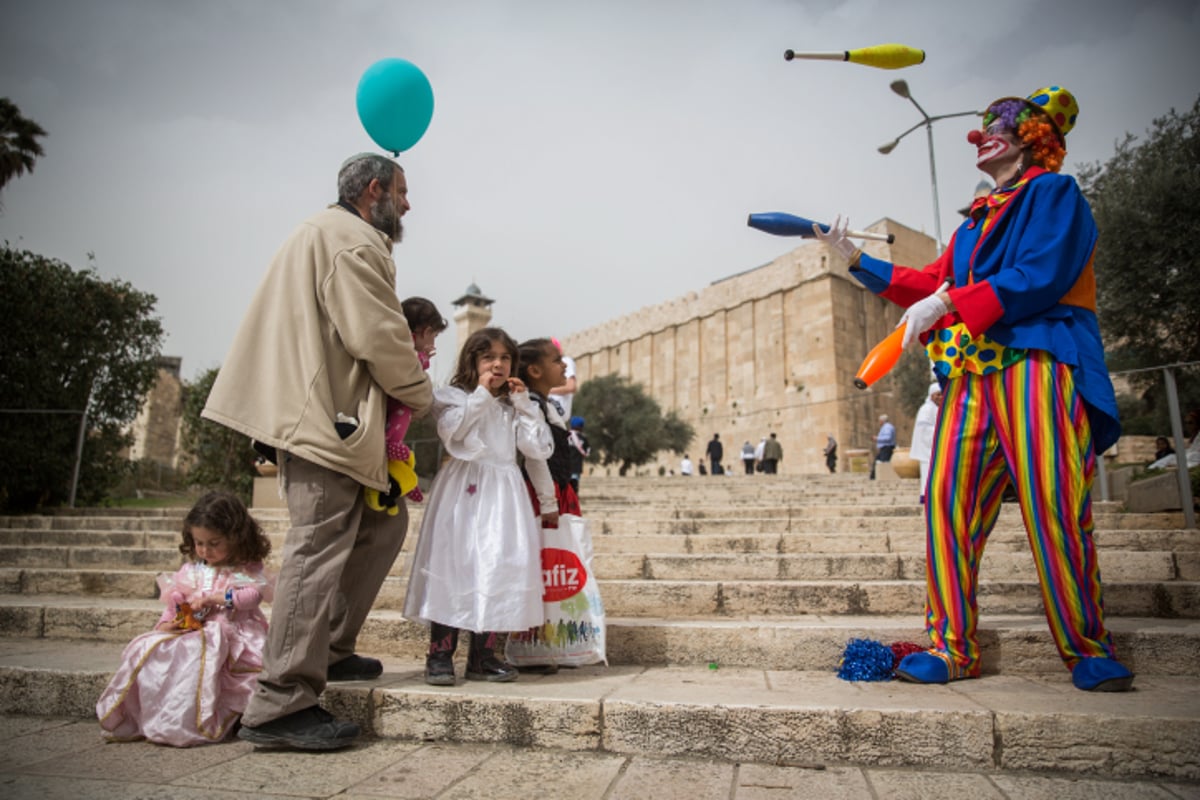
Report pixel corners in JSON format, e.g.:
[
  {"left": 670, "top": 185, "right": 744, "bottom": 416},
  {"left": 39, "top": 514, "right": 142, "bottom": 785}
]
[{"left": 984, "top": 99, "right": 1065, "bottom": 173}]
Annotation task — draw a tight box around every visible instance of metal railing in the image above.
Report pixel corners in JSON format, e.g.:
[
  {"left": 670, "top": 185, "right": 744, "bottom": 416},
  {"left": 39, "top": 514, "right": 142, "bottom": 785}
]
[{"left": 1109, "top": 361, "right": 1199, "bottom": 530}]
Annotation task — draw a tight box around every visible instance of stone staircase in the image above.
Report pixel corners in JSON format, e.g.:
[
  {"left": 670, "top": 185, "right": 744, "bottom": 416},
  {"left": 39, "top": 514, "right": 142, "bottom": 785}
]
[{"left": 2, "top": 474, "right": 1199, "bottom": 780}]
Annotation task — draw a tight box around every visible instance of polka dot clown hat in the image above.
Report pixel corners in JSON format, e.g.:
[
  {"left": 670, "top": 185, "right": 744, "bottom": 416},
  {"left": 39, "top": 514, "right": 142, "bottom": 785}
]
[{"left": 983, "top": 85, "right": 1078, "bottom": 146}]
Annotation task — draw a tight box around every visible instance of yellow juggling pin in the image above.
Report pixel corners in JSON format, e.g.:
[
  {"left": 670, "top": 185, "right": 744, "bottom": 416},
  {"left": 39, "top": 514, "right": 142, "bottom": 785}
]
[{"left": 784, "top": 43, "right": 925, "bottom": 70}]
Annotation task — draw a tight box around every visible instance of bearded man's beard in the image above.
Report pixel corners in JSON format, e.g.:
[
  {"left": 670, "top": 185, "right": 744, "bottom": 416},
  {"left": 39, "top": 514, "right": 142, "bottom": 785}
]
[{"left": 369, "top": 195, "right": 403, "bottom": 243}]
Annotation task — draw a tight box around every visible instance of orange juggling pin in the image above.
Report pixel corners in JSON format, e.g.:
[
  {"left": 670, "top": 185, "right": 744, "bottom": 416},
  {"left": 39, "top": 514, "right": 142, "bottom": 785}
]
[{"left": 854, "top": 323, "right": 906, "bottom": 390}]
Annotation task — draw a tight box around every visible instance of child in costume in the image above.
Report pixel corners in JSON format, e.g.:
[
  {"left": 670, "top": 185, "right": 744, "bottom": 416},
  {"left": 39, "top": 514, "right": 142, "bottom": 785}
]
[
  {"left": 365, "top": 296, "right": 447, "bottom": 512},
  {"left": 817, "top": 85, "right": 1133, "bottom": 691},
  {"left": 96, "top": 491, "right": 274, "bottom": 744},
  {"left": 402, "top": 327, "right": 553, "bottom": 685},
  {"left": 517, "top": 337, "right": 581, "bottom": 528}
]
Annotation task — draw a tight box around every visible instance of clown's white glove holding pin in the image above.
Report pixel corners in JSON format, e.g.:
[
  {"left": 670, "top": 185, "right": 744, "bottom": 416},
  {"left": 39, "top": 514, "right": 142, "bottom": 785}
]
[
  {"left": 812, "top": 215, "right": 861, "bottom": 265},
  {"left": 897, "top": 282, "right": 953, "bottom": 348}
]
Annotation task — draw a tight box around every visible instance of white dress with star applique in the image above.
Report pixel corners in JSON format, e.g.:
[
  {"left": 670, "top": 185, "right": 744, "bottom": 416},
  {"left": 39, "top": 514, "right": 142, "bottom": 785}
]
[{"left": 403, "top": 385, "right": 553, "bottom": 632}]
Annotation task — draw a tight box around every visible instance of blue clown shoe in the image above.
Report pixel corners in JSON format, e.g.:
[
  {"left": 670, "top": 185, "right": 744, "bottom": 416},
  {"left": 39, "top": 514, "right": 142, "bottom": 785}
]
[
  {"left": 1071, "top": 657, "right": 1134, "bottom": 692},
  {"left": 895, "top": 651, "right": 979, "bottom": 684}
]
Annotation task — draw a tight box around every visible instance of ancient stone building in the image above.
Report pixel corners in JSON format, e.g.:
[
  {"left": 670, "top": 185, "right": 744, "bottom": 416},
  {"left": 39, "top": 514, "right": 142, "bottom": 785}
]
[
  {"left": 452, "top": 282, "right": 495, "bottom": 346},
  {"left": 126, "top": 356, "right": 185, "bottom": 469},
  {"left": 560, "top": 218, "right": 938, "bottom": 475}
]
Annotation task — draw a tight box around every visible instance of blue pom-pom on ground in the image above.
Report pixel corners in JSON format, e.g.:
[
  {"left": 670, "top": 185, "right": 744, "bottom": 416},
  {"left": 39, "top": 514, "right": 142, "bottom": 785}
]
[{"left": 837, "top": 638, "right": 896, "bottom": 681}]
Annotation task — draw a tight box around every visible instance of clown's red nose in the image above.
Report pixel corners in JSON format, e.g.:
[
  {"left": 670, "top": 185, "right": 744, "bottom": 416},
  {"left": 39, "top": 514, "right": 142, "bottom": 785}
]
[{"left": 966, "top": 129, "right": 984, "bottom": 145}]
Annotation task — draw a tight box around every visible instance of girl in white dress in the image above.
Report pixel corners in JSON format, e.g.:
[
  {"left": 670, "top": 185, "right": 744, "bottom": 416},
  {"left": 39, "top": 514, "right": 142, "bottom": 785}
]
[{"left": 403, "top": 327, "right": 553, "bottom": 685}]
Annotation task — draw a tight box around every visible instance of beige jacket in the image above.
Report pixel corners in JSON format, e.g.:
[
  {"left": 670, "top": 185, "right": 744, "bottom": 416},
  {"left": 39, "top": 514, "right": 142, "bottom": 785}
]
[{"left": 202, "top": 205, "right": 432, "bottom": 491}]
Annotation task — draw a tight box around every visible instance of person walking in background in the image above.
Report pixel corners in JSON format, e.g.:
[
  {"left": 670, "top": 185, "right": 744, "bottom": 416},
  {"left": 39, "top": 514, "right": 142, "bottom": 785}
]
[
  {"left": 404, "top": 328, "right": 553, "bottom": 687},
  {"left": 761, "top": 433, "right": 783, "bottom": 474},
  {"left": 754, "top": 437, "right": 766, "bottom": 472},
  {"left": 680, "top": 454, "right": 693, "bottom": 476},
  {"left": 706, "top": 433, "right": 724, "bottom": 475},
  {"left": 823, "top": 433, "right": 838, "bottom": 474},
  {"left": 203, "top": 153, "right": 432, "bottom": 749},
  {"left": 97, "top": 492, "right": 273, "bottom": 746},
  {"left": 741, "top": 440, "right": 756, "bottom": 475},
  {"left": 870, "top": 414, "right": 896, "bottom": 480},
  {"left": 910, "top": 383, "right": 943, "bottom": 503}
]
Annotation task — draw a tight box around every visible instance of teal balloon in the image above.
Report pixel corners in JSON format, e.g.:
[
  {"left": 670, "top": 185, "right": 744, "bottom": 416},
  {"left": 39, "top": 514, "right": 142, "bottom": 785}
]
[{"left": 356, "top": 58, "right": 434, "bottom": 154}]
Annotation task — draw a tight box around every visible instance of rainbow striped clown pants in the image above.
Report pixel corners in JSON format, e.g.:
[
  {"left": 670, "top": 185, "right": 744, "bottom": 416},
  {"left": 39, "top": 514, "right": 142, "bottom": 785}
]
[{"left": 923, "top": 349, "right": 1118, "bottom": 672}]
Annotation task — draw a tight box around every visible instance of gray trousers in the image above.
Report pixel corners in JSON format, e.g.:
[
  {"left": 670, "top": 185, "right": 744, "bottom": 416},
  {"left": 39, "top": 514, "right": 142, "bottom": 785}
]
[{"left": 241, "top": 454, "right": 408, "bottom": 726}]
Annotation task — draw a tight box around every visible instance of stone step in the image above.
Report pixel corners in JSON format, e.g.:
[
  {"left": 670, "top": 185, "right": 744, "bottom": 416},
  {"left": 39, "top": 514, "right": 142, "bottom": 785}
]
[
  {"left": 0, "top": 500, "right": 1174, "bottom": 530},
  {"left": 594, "top": 550, "right": 1182, "bottom": 583},
  {"left": 589, "top": 528, "right": 1200, "bottom": 556},
  {"left": 5, "top": 592, "right": 1200, "bottom": 676},
  {"left": 592, "top": 511, "right": 1185, "bottom": 536},
  {"left": 2, "top": 540, "right": 1193, "bottom": 588},
  {"left": 1, "top": 638, "right": 1197, "bottom": 780},
  {"left": 5, "top": 563, "right": 1199, "bottom": 618},
  {"left": 4, "top": 525, "right": 1195, "bottom": 562}
]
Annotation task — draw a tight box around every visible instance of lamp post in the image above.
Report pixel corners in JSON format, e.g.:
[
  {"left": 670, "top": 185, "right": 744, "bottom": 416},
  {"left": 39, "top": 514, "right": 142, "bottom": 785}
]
[{"left": 878, "top": 80, "right": 979, "bottom": 254}]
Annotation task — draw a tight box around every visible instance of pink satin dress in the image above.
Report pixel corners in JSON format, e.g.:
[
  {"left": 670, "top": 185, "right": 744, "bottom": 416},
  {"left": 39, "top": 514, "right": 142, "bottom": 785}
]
[{"left": 96, "top": 560, "right": 273, "bottom": 746}]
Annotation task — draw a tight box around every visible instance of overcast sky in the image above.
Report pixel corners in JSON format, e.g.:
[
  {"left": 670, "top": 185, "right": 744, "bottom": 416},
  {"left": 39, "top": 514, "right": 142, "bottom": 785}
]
[{"left": 2, "top": 0, "right": 1197, "bottom": 384}]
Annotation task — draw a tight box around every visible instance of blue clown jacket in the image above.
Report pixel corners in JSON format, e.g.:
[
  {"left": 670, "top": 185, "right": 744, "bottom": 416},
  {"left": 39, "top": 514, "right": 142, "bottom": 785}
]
[{"left": 850, "top": 166, "right": 1121, "bottom": 453}]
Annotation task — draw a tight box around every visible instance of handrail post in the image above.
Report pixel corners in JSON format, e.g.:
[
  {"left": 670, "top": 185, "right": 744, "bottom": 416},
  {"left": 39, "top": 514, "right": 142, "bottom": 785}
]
[{"left": 1163, "top": 367, "right": 1196, "bottom": 529}]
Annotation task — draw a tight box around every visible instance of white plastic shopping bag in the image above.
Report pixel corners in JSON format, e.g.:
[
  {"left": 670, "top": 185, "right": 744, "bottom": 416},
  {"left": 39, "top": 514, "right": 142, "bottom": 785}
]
[{"left": 505, "top": 514, "right": 607, "bottom": 667}]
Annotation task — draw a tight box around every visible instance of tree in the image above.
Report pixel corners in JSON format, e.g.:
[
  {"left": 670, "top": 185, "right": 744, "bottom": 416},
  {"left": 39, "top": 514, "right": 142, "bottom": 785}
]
[
  {"left": 0, "top": 247, "right": 163, "bottom": 510},
  {"left": 573, "top": 374, "right": 694, "bottom": 476},
  {"left": 1077, "top": 96, "right": 1200, "bottom": 427},
  {"left": 178, "top": 367, "right": 256, "bottom": 502},
  {"left": 0, "top": 98, "right": 47, "bottom": 192}
]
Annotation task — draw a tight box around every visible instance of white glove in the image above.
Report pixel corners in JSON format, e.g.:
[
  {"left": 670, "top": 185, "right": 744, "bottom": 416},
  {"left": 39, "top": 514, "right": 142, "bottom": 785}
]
[
  {"left": 898, "top": 291, "right": 950, "bottom": 349},
  {"left": 813, "top": 215, "right": 861, "bottom": 264}
]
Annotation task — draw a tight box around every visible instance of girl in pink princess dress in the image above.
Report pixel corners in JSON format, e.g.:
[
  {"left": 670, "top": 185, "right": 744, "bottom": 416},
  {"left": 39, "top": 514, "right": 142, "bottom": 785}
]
[{"left": 96, "top": 491, "right": 274, "bottom": 746}]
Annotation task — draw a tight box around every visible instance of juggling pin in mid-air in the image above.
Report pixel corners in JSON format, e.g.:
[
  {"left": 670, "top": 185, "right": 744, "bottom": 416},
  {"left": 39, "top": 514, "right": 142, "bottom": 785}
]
[
  {"left": 748, "top": 212, "right": 896, "bottom": 244},
  {"left": 784, "top": 43, "right": 926, "bottom": 70},
  {"left": 854, "top": 323, "right": 906, "bottom": 390}
]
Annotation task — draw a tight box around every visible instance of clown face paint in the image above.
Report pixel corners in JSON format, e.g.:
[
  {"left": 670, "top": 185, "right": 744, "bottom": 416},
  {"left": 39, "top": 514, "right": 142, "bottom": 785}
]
[{"left": 967, "top": 123, "right": 1025, "bottom": 184}]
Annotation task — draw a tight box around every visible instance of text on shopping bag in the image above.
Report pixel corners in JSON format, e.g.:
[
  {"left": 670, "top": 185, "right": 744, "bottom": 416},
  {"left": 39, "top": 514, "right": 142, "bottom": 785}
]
[{"left": 542, "top": 547, "right": 587, "bottom": 602}]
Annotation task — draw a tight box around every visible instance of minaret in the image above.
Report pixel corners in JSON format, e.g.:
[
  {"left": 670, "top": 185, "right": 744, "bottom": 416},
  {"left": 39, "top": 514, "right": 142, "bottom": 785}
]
[{"left": 451, "top": 282, "right": 495, "bottom": 353}]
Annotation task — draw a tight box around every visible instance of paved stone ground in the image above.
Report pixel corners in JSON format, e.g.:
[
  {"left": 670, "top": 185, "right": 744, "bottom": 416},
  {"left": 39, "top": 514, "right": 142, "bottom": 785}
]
[{"left": 1, "top": 714, "right": 1197, "bottom": 799}]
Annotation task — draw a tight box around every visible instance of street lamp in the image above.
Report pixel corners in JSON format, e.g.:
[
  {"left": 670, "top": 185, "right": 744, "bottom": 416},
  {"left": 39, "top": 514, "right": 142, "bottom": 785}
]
[{"left": 878, "top": 80, "right": 980, "bottom": 254}]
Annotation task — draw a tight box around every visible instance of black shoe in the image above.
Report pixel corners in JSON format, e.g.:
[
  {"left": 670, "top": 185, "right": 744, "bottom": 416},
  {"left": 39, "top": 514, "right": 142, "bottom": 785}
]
[
  {"left": 425, "top": 651, "right": 456, "bottom": 686},
  {"left": 327, "top": 654, "right": 383, "bottom": 682},
  {"left": 236, "top": 706, "right": 360, "bottom": 750},
  {"left": 465, "top": 655, "right": 518, "bottom": 683}
]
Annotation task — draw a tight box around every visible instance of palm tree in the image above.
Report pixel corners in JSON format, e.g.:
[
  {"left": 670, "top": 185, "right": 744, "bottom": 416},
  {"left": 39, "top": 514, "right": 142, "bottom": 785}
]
[{"left": 0, "top": 98, "right": 47, "bottom": 191}]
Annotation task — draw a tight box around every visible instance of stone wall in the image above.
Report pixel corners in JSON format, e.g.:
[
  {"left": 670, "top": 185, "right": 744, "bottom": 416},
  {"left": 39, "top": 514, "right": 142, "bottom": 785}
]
[
  {"left": 561, "top": 218, "right": 938, "bottom": 475},
  {"left": 126, "top": 358, "right": 184, "bottom": 469}
]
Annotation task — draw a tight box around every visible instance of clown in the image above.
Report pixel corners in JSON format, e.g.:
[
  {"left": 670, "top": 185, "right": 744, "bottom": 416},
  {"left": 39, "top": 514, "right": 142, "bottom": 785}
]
[{"left": 818, "top": 86, "right": 1133, "bottom": 691}]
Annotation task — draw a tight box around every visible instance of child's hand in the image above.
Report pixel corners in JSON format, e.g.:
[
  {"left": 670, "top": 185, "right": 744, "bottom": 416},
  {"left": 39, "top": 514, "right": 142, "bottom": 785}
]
[
  {"left": 506, "top": 377, "right": 527, "bottom": 395},
  {"left": 155, "top": 620, "right": 177, "bottom": 632},
  {"left": 542, "top": 511, "right": 559, "bottom": 529},
  {"left": 479, "top": 372, "right": 505, "bottom": 393}
]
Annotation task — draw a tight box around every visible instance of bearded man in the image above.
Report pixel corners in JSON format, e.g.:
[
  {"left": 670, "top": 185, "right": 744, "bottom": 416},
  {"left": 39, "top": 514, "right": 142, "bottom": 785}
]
[
  {"left": 204, "top": 153, "right": 433, "bottom": 747},
  {"left": 818, "top": 87, "right": 1132, "bottom": 692}
]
